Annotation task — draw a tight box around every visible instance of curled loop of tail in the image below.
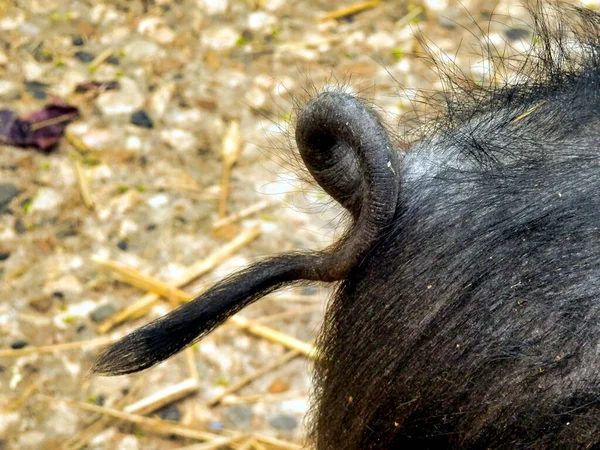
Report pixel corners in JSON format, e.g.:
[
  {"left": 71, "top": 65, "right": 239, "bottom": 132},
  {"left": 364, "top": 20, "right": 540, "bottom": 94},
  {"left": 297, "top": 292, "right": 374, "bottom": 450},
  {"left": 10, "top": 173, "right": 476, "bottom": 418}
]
[{"left": 93, "top": 91, "right": 401, "bottom": 376}]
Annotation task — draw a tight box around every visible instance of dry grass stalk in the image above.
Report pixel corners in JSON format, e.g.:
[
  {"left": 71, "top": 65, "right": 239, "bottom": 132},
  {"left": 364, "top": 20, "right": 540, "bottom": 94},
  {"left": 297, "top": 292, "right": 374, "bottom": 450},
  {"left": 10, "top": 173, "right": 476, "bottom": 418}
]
[
  {"left": 254, "top": 434, "right": 303, "bottom": 450},
  {"left": 212, "top": 200, "right": 273, "bottom": 231},
  {"left": 186, "top": 346, "right": 200, "bottom": 382},
  {"left": 92, "top": 256, "right": 190, "bottom": 303},
  {"left": 96, "top": 225, "right": 261, "bottom": 334},
  {"left": 394, "top": 6, "right": 423, "bottom": 29},
  {"left": 257, "top": 435, "right": 303, "bottom": 450},
  {"left": 231, "top": 316, "right": 315, "bottom": 357},
  {"left": 232, "top": 438, "right": 257, "bottom": 450},
  {"left": 0, "top": 335, "right": 117, "bottom": 358},
  {"left": 512, "top": 100, "right": 547, "bottom": 124},
  {"left": 73, "top": 159, "right": 95, "bottom": 209},
  {"left": 29, "top": 113, "right": 76, "bottom": 132},
  {"left": 38, "top": 394, "right": 230, "bottom": 442},
  {"left": 207, "top": 350, "right": 300, "bottom": 407},
  {"left": 176, "top": 435, "right": 246, "bottom": 450},
  {"left": 7, "top": 378, "right": 42, "bottom": 411},
  {"left": 88, "top": 48, "right": 114, "bottom": 71},
  {"left": 62, "top": 378, "right": 146, "bottom": 450},
  {"left": 124, "top": 378, "right": 199, "bottom": 416},
  {"left": 219, "top": 120, "right": 243, "bottom": 218},
  {"left": 318, "top": 0, "right": 379, "bottom": 22}
]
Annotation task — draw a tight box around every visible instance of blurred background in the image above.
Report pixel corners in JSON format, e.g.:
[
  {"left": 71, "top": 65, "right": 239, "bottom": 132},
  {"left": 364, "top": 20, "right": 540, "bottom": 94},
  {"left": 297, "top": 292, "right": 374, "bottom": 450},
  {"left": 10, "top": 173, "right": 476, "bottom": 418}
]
[{"left": 0, "top": 0, "right": 596, "bottom": 449}]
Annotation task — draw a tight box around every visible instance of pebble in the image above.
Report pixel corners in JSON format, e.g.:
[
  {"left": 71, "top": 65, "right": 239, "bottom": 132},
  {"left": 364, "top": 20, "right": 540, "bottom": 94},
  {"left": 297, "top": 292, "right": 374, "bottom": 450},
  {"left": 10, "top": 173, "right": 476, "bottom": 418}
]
[
  {"left": 71, "top": 35, "right": 84, "bottom": 46},
  {"left": 0, "top": 252, "right": 10, "bottom": 261},
  {"left": 90, "top": 304, "right": 117, "bottom": 323},
  {"left": 197, "top": 0, "right": 229, "bottom": 15},
  {"left": 147, "top": 193, "right": 169, "bottom": 209},
  {"left": 158, "top": 405, "right": 182, "bottom": 422},
  {"left": 30, "top": 188, "right": 63, "bottom": 212},
  {"left": 0, "top": 9, "right": 24, "bottom": 30},
  {"left": 203, "top": 27, "right": 240, "bottom": 52},
  {"left": 149, "top": 82, "right": 175, "bottom": 118},
  {"left": 244, "top": 86, "right": 267, "bottom": 111},
  {"left": 160, "top": 129, "right": 198, "bottom": 152},
  {"left": 0, "top": 80, "right": 20, "bottom": 100},
  {"left": 97, "top": 78, "right": 144, "bottom": 116},
  {"left": 117, "top": 435, "right": 139, "bottom": 450},
  {"left": 504, "top": 27, "right": 531, "bottom": 41},
  {"left": 123, "top": 39, "right": 163, "bottom": 62},
  {"left": 117, "top": 239, "right": 129, "bottom": 251},
  {"left": 11, "top": 340, "right": 29, "bottom": 349},
  {"left": 137, "top": 17, "right": 176, "bottom": 45},
  {"left": 0, "top": 184, "right": 20, "bottom": 213},
  {"left": 74, "top": 51, "right": 95, "bottom": 63},
  {"left": 130, "top": 109, "right": 154, "bottom": 128},
  {"left": 29, "top": 295, "right": 54, "bottom": 313},
  {"left": 248, "top": 12, "right": 276, "bottom": 31},
  {"left": 269, "top": 414, "right": 298, "bottom": 431},
  {"left": 222, "top": 405, "right": 254, "bottom": 429},
  {"left": 24, "top": 80, "right": 49, "bottom": 99}
]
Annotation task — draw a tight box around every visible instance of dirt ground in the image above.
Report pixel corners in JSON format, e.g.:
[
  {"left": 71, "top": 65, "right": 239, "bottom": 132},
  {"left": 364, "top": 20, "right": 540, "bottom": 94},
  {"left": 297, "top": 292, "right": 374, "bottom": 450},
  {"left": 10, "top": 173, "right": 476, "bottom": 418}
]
[{"left": 0, "top": 0, "right": 595, "bottom": 449}]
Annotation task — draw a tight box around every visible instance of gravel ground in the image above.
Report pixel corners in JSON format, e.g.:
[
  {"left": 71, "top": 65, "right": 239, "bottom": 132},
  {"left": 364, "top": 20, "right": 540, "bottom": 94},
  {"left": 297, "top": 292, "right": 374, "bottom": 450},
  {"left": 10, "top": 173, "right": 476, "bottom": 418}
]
[{"left": 0, "top": 0, "right": 596, "bottom": 449}]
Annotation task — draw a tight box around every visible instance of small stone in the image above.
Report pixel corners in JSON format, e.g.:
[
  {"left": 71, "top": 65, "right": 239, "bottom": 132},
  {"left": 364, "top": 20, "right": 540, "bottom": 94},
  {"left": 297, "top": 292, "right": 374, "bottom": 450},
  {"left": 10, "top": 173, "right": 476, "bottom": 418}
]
[
  {"left": 117, "top": 435, "right": 139, "bottom": 450},
  {"left": 117, "top": 240, "right": 129, "bottom": 251},
  {"left": 14, "top": 218, "right": 27, "bottom": 234},
  {"left": 207, "top": 421, "right": 224, "bottom": 431},
  {"left": 244, "top": 86, "right": 267, "bottom": 111},
  {"left": 160, "top": 129, "right": 197, "bottom": 152},
  {"left": 30, "top": 188, "right": 63, "bottom": 212},
  {"left": 97, "top": 78, "right": 144, "bottom": 116},
  {"left": 504, "top": 27, "right": 531, "bottom": 41},
  {"left": 123, "top": 39, "right": 163, "bottom": 62},
  {"left": 137, "top": 17, "right": 176, "bottom": 45},
  {"left": 438, "top": 15, "right": 457, "bottom": 30},
  {"left": 130, "top": 110, "right": 153, "bottom": 128},
  {"left": 72, "top": 35, "right": 84, "bottom": 46},
  {"left": 0, "top": 184, "right": 20, "bottom": 213},
  {"left": 203, "top": 27, "right": 240, "bottom": 52},
  {"left": 74, "top": 51, "right": 95, "bottom": 63},
  {"left": 197, "top": 0, "right": 229, "bottom": 15},
  {"left": 158, "top": 405, "right": 181, "bottom": 422},
  {"left": 106, "top": 55, "right": 120, "bottom": 65},
  {"left": 0, "top": 80, "right": 20, "bottom": 100},
  {"left": 11, "top": 340, "right": 29, "bottom": 350},
  {"left": 0, "top": 252, "right": 10, "bottom": 261},
  {"left": 267, "top": 378, "right": 289, "bottom": 394},
  {"left": 222, "top": 405, "right": 253, "bottom": 429},
  {"left": 24, "top": 80, "right": 49, "bottom": 100},
  {"left": 248, "top": 11, "right": 276, "bottom": 31},
  {"left": 269, "top": 414, "right": 298, "bottom": 431},
  {"left": 28, "top": 296, "right": 53, "bottom": 313},
  {"left": 90, "top": 304, "right": 116, "bottom": 323},
  {"left": 147, "top": 194, "right": 169, "bottom": 209}
]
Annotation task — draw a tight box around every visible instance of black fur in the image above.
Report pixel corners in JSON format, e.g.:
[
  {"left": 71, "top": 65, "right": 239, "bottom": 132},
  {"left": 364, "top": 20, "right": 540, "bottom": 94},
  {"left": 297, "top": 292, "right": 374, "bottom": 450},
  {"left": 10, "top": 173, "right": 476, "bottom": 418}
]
[{"left": 94, "top": 2, "right": 599, "bottom": 448}]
